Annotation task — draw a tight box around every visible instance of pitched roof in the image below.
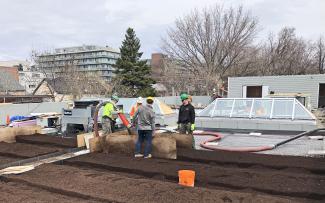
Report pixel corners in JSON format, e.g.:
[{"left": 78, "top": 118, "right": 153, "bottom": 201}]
[
  {"left": 0, "top": 71, "right": 25, "bottom": 92},
  {"left": 46, "top": 77, "right": 71, "bottom": 94}
]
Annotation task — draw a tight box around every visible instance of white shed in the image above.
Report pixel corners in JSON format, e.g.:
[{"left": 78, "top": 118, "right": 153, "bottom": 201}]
[{"left": 228, "top": 74, "right": 325, "bottom": 109}]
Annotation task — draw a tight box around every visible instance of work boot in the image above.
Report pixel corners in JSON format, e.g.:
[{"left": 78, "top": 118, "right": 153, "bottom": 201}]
[
  {"left": 144, "top": 154, "right": 152, "bottom": 159},
  {"left": 134, "top": 154, "right": 144, "bottom": 158}
]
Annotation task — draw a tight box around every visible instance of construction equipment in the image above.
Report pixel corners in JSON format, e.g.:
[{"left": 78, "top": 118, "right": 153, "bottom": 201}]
[{"left": 61, "top": 100, "right": 100, "bottom": 135}]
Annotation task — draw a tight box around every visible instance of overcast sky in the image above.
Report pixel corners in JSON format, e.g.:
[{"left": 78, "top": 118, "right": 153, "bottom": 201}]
[{"left": 0, "top": 0, "right": 324, "bottom": 61}]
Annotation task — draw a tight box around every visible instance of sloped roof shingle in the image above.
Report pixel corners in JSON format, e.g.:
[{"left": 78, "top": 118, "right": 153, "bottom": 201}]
[{"left": 0, "top": 71, "right": 25, "bottom": 92}]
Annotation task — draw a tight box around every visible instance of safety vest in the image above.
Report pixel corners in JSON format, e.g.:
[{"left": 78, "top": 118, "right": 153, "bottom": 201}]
[{"left": 102, "top": 102, "right": 114, "bottom": 119}]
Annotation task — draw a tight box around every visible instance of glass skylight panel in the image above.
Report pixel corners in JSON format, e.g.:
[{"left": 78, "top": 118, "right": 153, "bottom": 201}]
[
  {"left": 212, "top": 99, "right": 233, "bottom": 117},
  {"left": 251, "top": 99, "right": 272, "bottom": 118},
  {"left": 272, "top": 99, "right": 294, "bottom": 119},
  {"left": 197, "top": 98, "right": 315, "bottom": 120},
  {"left": 231, "top": 99, "right": 253, "bottom": 118},
  {"left": 198, "top": 100, "right": 216, "bottom": 117},
  {"left": 294, "top": 101, "right": 314, "bottom": 119}
]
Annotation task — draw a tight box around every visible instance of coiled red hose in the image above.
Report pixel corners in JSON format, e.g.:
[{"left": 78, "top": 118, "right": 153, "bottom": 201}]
[{"left": 194, "top": 131, "right": 274, "bottom": 152}]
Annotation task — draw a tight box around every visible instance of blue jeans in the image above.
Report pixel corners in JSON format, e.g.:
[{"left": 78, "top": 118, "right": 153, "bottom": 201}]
[{"left": 135, "top": 130, "right": 153, "bottom": 156}]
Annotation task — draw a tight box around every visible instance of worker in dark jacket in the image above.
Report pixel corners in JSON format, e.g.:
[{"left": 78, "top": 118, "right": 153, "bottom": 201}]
[{"left": 178, "top": 93, "right": 195, "bottom": 135}]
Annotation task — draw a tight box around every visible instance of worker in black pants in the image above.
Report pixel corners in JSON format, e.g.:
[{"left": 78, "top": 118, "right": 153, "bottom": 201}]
[{"left": 178, "top": 93, "right": 195, "bottom": 148}]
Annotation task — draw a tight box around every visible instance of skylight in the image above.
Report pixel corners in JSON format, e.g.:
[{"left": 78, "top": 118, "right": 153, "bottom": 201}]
[{"left": 198, "top": 98, "right": 315, "bottom": 120}]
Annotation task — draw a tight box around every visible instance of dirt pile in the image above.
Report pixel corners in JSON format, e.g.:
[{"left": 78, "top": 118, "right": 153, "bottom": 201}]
[
  {"left": 0, "top": 180, "right": 97, "bottom": 203},
  {"left": 0, "top": 134, "right": 76, "bottom": 166},
  {"left": 2, "top": 164, "right": 297, "bottom": 203},
  {"left": 0, "top": 134, "right": 324, "bottom": 202},
  {"left": 0, "top": 156, "right": 19, "bottom": 165},
  {"left": 63, "top": 152, "right": 325, "bottom": 201},
  {"left": 177, "top": 149, "right": 325, "bottom": 173},
  {"left": 16, "top": 134, "right": 77, "bottom": 148},
  {"left": 0, "top": 142, "right": 60, "bottom": 159}
]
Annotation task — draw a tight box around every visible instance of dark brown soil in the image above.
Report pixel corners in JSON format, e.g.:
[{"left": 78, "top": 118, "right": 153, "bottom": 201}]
[
  {"left": 0, "top": 135, "right": 76, "bottom": 167},
  {"left": 0, "top": 178, "right": 102, "bottom": 203},
  {"left": 16, "top": 134, "right": 77, "bottom": 148},
  {"left": 0, "top": 156, "right": 19, "bottom": 165},
  {"left": 177, "top": 149, "right": 325, "bottom": 174},
  {"left": 0, "top": 134, "right": 324, "bottom": 202},
  {"left": 62, "top": 151, "right": 325, "bottom": 202},
  {"left": 2, "top": 164, "right": 296, "bottom": 203},
  {"left": 0, "top": 142, "right": 61, "bottom": 159}
]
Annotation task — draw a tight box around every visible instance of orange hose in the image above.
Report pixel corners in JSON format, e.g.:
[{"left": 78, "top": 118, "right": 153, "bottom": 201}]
[
  {"left": 93, "top": 102, "right": 132, "bottom": 137},
  {"left": 194, "top": 131, "right": 274, "bottom": 152},
  {"left": 118, "top": 113, "right": 131, "bottom": 128}
]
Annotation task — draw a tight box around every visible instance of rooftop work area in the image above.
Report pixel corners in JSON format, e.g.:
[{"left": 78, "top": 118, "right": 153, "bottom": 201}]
[
  {"left": 0, "top": 94, "right": 325, "bottom": 203},
  {"left": 0, "top": 131, "right": 324, "bottom": 203},
  {"left": 1, "top": 0, "right": 325, "bottom": 202}
]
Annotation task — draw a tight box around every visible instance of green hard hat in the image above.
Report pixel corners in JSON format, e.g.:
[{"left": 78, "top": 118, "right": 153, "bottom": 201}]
[
  {"left": 111, "top": 95, "right": 119, "bottom": 102},
  {"left": 180, "top": 93, "right": 189, "bottom": 101}
]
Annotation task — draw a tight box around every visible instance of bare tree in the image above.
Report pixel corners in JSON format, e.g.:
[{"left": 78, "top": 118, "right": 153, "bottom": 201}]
[
  {"left": 160, "top": 57, "right": 195, "bottom": 95},
  {"left": 224, "top": 45, "right": 261, "bottom": 77},
  {"left": 111, "top": 76, "right": 134, "bottom": 97},
  {"left": 0, "top": 73, "right": 16, "bottom": 95},
  {"left": 31, "top": 50, "right": 111, "bottom": 99},
  {"left": 31, "top": 49, "right": 58, "bottom": 80},
  {"left": 162, "top": 5, "right": 259, "bottom": 93},
  {"left": 315, "top": 37, "right": 325, "bottom": 74},
  {"left": 257, "top": 27, "right": 316, "bottom": 75}
]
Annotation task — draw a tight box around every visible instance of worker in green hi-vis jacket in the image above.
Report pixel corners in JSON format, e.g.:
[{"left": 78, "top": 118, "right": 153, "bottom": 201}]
[{"left": 102, "top": 95, "right": 119, "bottom": 135}]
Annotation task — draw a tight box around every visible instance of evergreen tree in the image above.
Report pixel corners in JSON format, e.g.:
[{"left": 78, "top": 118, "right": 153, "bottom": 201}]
[{"left": 113, "top": 28, "right": 156, "bottom": 97}]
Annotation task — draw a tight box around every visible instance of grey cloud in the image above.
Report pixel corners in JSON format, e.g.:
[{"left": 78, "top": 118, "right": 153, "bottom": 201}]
[{"left": 0, "top": 0, "right": 324, "bottom": 61}]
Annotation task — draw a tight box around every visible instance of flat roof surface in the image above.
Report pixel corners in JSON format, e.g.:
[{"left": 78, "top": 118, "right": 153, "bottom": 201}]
[
  {"left": 228, "top": 73, "right": 325, "bottom": 79},
  {"left": 194, "top": 132, "right": 324, "bottom": 156}
]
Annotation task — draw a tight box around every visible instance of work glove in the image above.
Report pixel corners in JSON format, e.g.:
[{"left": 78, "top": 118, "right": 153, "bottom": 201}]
[{"left": 191, "top": 124, "right": 195, "bottom": 131}]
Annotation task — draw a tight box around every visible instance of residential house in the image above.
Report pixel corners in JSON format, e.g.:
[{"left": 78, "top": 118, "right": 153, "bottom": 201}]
[
  {"left": 0, "top": 70, "right": 25, "bottom": 95},
  {"left": 33, "top": 77, "right": 111, "bottom": 102},
  {"left": 0, "top": 60, "right": 44, "bottom": 93}
]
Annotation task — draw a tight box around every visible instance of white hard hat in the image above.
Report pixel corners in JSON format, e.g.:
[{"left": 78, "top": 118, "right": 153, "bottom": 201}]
[{"left": 137, "top": 97, "right": 143, "bottom": 104}]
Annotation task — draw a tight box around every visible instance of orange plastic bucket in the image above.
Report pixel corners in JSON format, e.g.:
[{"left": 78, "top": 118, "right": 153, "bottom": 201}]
[{"left": 178, "top": 170, "right": 195, "bottom": 187}]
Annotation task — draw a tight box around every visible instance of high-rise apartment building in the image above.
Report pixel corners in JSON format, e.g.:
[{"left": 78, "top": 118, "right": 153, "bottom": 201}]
[{"left": 36, "top": 45, "right": 120, "bottom": 82}]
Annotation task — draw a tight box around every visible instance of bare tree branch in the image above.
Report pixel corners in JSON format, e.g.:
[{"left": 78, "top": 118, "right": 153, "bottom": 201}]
[
  {"left": 162, "top": 5, "right": 259, "bottom": 94},
  {"left": 31, "top": 49, "right": 111, "bottom": 99}
]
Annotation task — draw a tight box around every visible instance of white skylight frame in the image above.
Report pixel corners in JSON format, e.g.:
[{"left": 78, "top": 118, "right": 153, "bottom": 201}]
[{"left": 198, "top": 98, "right": 316, "bottom": 120}]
